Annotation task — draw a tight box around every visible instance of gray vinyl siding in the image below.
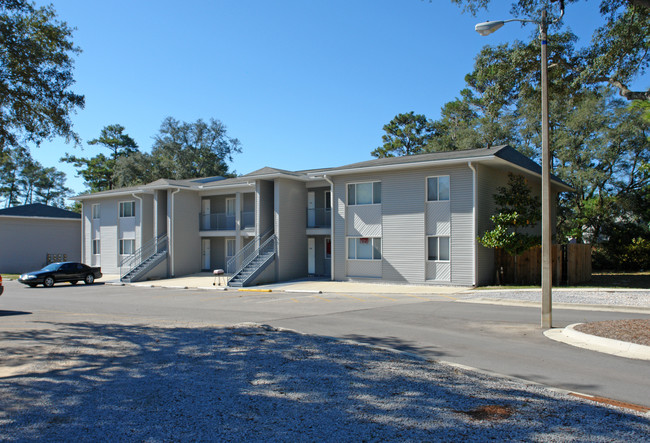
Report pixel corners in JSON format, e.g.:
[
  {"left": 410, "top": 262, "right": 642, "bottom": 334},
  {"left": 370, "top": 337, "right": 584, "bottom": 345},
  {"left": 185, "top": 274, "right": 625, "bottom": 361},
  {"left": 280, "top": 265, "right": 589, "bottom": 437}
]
[
  {"left": 449, "top": 165, "right": 474, "bottom": 286},
  {"left": 257, "top": 180, "right": 274, "bottom": 236},
  {"left": 140, "top": 194, "right": 154, "bottom": 246},
  {"left": 333, "top": 165, "right": 475, "bottom": 285},
  {"left": 0, "top": 217, "right": 80, "bottom": 273},
  {"left": 274, "top": 178, "right": 307, "bottom": 282},
  {"left": 170, "top": 189, "right": 201, "bottom": 277}
]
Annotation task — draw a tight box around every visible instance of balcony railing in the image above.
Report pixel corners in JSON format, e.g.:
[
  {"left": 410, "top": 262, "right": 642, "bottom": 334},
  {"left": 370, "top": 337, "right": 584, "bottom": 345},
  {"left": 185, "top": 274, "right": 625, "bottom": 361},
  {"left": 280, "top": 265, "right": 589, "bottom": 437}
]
[
  {"left": 200, "top": 212, "right": 236, "bottom": 231},
  {"left": 199, "top": 212, "right": 256, "bottom": 231},
  {"left": 241, "top": 211, "right": 255, "bottom": 229},
  {"left": 307, "top": 208, "right": 331, "bottom": 228}
]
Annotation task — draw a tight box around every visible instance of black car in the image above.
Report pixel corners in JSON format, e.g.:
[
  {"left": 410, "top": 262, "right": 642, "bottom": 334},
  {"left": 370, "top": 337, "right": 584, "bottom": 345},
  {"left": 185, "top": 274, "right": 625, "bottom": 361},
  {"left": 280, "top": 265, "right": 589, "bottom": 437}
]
[{"left": 19, "top": 262, "right": 102, "bottom": 288}]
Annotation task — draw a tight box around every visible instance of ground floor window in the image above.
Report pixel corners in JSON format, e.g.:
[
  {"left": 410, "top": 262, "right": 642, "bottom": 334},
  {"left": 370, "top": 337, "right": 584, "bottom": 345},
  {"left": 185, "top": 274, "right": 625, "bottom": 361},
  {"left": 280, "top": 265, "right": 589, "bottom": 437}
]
[
  {"left": 92, "top": 239, "right": 100, "bottom": 255},
  {"left": 325, "top": 237, "right": 331, "bottom": 259},
  {"left": 226, "top": 238, "right": 235, "bottom": 259},
  {"left": 119, "top": 239, "right": 136, "bottom": 255},
  {"left": 347, "top": 237, "right": 381, "bottom": 260},
  {"left": 427, "top": 236, "right": 450, "bottom": 261}
]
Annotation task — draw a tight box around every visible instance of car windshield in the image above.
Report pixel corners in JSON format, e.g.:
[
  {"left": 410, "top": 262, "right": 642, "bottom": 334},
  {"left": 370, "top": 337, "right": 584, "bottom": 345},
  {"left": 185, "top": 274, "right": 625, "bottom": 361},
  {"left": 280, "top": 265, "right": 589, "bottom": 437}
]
[{"left": 41, "top": 263, "right": 61, "bottom": 272}]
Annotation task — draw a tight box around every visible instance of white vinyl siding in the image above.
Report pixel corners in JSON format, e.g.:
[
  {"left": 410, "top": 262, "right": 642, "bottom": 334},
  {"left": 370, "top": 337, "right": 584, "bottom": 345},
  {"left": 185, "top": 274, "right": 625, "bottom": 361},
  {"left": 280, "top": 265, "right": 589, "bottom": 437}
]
[{"left": 119, "top": 201, "right": 135, "bottom": 218}]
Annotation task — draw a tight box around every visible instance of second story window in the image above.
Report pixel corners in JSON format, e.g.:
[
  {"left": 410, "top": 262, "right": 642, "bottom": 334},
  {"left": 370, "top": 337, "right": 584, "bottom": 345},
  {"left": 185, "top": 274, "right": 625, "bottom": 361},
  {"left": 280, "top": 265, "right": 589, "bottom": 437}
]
[
  {"left": 92, "top": 204, "right": 100, "bottom": 219},
  {"left": 348, "top": 181, "right": 381, "bottom": 205},
  {"left": 119, "top": 201, "right": 135, "bottom": 218},
  {"left": 427, "top": 176, "right": 450, "bottom": 201}
]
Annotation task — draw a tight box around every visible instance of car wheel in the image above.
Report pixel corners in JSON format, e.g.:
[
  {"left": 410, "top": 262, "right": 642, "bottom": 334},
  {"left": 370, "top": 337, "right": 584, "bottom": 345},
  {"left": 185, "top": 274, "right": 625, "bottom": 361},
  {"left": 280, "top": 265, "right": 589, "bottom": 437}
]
[
  {"left": 43, "top": 276, "right": 55, "bottom": 288},
  {"left": 70, "top": 280, "right": 78, "bottom": 285},
  {"left": 84, "top": 274, "right": 94, "bottom": 285}
]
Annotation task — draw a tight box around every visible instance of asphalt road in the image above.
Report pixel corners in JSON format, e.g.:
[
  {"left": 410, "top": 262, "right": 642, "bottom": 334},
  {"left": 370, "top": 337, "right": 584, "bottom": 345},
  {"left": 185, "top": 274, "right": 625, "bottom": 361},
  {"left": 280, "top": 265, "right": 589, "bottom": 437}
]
[{"left": 1, "top": 280, "right": 649, "bottom": 408}]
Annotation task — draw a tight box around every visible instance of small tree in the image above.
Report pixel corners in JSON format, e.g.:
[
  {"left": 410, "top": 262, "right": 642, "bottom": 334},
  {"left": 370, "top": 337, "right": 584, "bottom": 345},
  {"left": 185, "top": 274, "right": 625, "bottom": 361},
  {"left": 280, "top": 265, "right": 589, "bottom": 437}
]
[{"left": 479, "top": 173, "right": 541, "bottom": 283}]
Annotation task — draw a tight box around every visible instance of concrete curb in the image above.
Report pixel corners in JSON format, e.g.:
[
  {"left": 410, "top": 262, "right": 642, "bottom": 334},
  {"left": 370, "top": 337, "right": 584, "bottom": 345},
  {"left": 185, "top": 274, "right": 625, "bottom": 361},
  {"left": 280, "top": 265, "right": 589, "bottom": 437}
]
[{"left": 544, "top": 323, "right": 650, "bottom": 361}]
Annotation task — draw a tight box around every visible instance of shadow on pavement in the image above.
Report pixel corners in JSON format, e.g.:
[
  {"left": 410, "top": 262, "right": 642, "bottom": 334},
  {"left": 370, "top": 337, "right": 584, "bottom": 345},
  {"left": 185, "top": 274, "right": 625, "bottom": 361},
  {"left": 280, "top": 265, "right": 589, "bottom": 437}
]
[{"left": 0, "top": 322, "right": 647, "bottom": 441}]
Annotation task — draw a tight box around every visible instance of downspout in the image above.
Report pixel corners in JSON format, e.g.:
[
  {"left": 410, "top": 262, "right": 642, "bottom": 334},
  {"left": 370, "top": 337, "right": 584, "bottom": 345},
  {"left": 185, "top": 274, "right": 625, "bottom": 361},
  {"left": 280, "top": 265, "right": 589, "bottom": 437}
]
[
  {"left": 81, "top": 202, "right": 85, "bottom": 264},
  {"left": 131, "top": 193, "right": 143, "bottom": 252},
  {"left": 468, "top": 162, "right": 478, "bottom": 287},
  {"left": 170, "top": 188, "right": 181, "bottom": 277},
  {"left": 323, "top": 175, "right": 335, "bottom": 281}
]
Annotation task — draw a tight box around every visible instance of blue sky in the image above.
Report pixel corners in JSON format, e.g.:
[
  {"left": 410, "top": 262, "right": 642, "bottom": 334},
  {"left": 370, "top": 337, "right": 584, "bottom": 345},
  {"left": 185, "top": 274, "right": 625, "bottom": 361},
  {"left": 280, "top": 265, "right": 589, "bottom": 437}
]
[{"left": 30, "top": 0, "right": 647, "bottom": 197}]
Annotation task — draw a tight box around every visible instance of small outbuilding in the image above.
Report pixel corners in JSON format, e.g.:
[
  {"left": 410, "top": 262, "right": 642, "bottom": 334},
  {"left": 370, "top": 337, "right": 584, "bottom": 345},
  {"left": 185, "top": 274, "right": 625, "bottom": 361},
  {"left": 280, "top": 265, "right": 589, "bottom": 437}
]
[{"left": 0, "top": 203, "right": 81, "bottom": 274}]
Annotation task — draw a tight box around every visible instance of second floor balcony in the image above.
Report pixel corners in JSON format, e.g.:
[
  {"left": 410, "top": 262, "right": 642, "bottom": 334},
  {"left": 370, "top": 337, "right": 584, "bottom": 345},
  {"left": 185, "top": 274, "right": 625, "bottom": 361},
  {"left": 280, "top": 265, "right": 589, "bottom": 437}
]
[
  {"left": 200, "top": 211, "right": 255, "bottom": 231},
  {"left": 307, "top": 208, "right": 331, "bottom": 228}
]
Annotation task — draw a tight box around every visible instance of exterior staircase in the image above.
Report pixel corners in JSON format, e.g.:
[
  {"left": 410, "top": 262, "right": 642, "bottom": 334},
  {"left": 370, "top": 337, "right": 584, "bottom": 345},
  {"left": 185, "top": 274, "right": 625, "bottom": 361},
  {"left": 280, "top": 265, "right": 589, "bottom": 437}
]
[
  {"left": 227, "top": 230, "right": 276, "bottom": 287},
  {"left": 120, "top": 234, "right": 168, "bottom": 283}
]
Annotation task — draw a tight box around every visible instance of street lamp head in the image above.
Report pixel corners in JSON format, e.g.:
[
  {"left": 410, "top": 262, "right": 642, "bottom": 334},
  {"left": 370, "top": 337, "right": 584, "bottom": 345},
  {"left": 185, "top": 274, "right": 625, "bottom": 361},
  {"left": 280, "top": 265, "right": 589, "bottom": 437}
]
[{"left": 475, "top": 20, "right": 505, "bottom": 36}]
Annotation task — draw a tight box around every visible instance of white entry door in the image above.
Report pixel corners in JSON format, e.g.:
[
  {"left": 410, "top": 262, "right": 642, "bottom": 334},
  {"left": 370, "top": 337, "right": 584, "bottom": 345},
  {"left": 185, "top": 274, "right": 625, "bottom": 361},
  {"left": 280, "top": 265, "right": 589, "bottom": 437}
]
[
  {"left": 308, "top": 237, "right": 315, "bottom": 274},
  {"left": 307, "top": 191, "right": 315, "bottom": 227},
  {"left": 202, "top": 239, "right": 211, "bottom": 270},
  {"left": 202, "top": 199, "right": 211, "bottom": 230}
]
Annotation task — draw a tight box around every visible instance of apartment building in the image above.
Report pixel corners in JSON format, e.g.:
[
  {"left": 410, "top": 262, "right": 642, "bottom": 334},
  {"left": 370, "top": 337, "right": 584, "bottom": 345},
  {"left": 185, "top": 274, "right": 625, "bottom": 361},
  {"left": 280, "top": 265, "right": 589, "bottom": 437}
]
[{"left": 73, "top": 146, "right": 572, "bottom": 287}]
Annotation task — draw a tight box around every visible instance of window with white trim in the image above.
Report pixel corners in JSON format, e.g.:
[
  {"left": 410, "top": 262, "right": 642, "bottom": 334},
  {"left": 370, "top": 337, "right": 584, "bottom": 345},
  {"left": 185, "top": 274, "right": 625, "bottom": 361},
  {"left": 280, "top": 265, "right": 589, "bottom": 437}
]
[
  {"left": 427, "top": 236, "right": 450, "bottom": 261},
  {"left": 119, "top": 201, "right": 135, "bottom": 218},
  {"left": 92, "top": 204, "right": 100, "bottom": 219},
  {"left": 427, "top": 176, "right": 450, "bottom": 201},
  {"left": 119, "top": 239, "right": 135, "bottom": 255},
  {"left": 92, "top": 239, "right": 100, "bottom": 255},
  {"left": 347, "top": 181, "right": 381, "bottom": 205},
  {"left": 347, "top": 237, "right": 381, "bottom": 260}
]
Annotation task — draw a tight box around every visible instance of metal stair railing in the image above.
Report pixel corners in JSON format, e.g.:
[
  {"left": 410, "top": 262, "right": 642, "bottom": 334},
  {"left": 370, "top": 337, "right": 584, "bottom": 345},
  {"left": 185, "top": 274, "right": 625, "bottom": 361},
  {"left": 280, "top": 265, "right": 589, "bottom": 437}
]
[
  {"left": 228, "top": 234, "right": 277, "bottom": 285},
  {"left": 226, "top": 227, "right": 273, "bottom": 276},
  {"left": 120, "top": 233, "right": 168, "bottom": 281}
]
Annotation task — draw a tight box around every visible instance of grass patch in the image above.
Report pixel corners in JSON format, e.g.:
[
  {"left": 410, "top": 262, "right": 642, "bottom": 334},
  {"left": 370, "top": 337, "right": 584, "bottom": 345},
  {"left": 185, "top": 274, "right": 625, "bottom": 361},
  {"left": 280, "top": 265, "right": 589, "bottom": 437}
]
[{"left": 0, "top": 274, "right": 20, "bottom": 280}]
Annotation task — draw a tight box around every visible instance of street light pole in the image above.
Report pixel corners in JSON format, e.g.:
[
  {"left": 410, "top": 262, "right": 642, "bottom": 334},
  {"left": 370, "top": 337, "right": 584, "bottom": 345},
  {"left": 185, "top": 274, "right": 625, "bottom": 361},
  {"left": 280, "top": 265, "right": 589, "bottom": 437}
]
[
  {"left": 540, "top": 10, "right": 553, "bottom": 329},
  {"left": 475, "top": 6, "right": 563, "bottom": 329}
]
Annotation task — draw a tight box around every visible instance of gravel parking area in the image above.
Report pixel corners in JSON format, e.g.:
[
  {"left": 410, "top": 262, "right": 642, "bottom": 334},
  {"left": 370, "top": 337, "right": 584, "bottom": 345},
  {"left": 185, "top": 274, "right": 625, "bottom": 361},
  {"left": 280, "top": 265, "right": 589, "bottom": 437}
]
[
  {"left": 1, "top": 322, "right": 648, "bottom": 441},
  {"left": 466, "top": 289, "right": 650, "bottom": 308}
]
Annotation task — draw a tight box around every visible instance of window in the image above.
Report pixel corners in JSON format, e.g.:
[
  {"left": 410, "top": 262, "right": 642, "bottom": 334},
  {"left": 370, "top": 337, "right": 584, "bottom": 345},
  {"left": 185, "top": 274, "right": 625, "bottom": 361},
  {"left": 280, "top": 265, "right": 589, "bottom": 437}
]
[
  {"left": 226, "top": 239, "right": 235, "bottom": 258},
  {"left": 325, "top": 191, "right": 331, "bottom": 210},
  {"left": 347, "top": 182, "right": 381, "bottom": 205},
  {"left": 226, "top": 198, "right": 235, "bottom": 216},
  {"left": 347, "top": 237, "right": 381, "bottom": 260},
  {"left": 325, "top": 237, "right": 331, "bottom": 259},
  {"left": 92, "top": 239, "right": 100, "bottom": 255},
  {"left": 427, "top": 176, "right": 450, "bottom": 201},
  {"left": 119, "top": 239, "right": 135, "bottom": 255},
  {"left": 92, "top": 204, "right": 100, "bottom": 219},
  {"left": 427, "top": 236, "right": 450, "bottom": 261},
  {"left": 119, "top": 201, "right": 135, "bottom": 218}
]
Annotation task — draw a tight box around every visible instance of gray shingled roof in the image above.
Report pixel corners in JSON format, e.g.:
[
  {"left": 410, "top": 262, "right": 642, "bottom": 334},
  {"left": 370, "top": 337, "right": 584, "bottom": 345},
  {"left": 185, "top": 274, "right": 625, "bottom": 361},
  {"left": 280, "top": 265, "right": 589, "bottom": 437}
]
[{"left": 0, "top": 203, "right": 81, "bottom": 219}]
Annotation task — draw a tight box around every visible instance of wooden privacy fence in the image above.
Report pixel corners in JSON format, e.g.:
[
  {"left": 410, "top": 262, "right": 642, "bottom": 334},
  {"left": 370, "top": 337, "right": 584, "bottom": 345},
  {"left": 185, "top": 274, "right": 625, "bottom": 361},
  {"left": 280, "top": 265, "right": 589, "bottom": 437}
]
[{"left": 494, "top": 244, "right": 592, "bottom": 286}]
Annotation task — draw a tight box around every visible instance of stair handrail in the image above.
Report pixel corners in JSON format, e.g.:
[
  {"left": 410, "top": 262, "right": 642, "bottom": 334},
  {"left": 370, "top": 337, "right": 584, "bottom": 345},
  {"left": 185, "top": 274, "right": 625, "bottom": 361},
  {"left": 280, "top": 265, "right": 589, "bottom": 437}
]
[
  {"left": 229, "top": 234, "right": 277, "bottom": 285},
  {"left": 120, "top": 233, "right": 168, "bottom": 280},
  {"left": 226, "top": 226, "right": 273, "bottom": 275}
]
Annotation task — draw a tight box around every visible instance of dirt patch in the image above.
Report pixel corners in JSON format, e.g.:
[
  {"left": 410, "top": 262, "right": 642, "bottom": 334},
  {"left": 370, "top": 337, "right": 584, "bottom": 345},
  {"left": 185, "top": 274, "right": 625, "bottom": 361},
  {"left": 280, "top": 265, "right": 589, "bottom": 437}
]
[{"left": 458, "top": 405, "right": 514, "bottom": 421}]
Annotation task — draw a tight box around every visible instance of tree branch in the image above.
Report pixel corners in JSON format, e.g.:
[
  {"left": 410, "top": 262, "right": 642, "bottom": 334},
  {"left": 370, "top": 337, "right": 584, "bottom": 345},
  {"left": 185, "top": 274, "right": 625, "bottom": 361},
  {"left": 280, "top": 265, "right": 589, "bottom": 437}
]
[{"left": 608, "top": 79, "right": 650, "bottom": 101}]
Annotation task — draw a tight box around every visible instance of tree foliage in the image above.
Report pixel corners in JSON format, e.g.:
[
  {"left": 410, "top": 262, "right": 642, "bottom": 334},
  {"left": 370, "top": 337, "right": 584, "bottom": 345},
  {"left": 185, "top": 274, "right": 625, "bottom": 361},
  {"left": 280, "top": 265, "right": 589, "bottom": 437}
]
[
  {"left": 62, "top": 124, "right": 139, "bottom": 192},
  {"left": 0, "top": 146, "right": 71, "bottom": 207},
  {"left": 448, "top": 0, "right": 650, "bottom": 101},
  {"left": 372, "top": 112, "right": 434, "bottom": 158},
  {"left": 150, "top": 117, "right": 241, "bottom": 179},
  {"left": 0, "top": 0, "right": 84, "bottom": 151},
  {"left": 478, "top": 173, "right": 542, "bottom": 256}
]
